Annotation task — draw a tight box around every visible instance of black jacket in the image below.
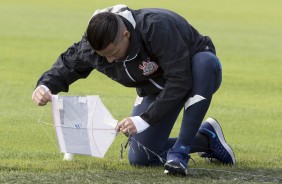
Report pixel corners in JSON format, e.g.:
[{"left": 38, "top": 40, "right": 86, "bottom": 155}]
[{"left": 36, "top": 6, "right": 216, "bottom": 126}]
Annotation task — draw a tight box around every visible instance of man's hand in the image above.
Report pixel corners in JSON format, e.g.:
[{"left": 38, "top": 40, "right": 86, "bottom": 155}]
[
  {"left": 116, "top": 117, "right": 137, "bottom": 135},
  {"left": 32, "top": 85, "right": 52, "bottom": 106}
]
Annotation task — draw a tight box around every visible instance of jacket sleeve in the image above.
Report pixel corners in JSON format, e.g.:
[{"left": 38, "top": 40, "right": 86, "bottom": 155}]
[
  {"left": 140, "top": 14, "right": 193, "bottom": 126},
  {"left": 36, "top": 35, "right": 98, "bottom": 94}
]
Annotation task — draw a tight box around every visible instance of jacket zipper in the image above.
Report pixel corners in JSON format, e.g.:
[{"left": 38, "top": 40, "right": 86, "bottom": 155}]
[
  {"left": 149, "top": 79, "right": 164, "bottom": 90},
  {"left": 122, "top": 54, "right": 164, "bottom": 90},
  {"left": 122, "top": 54, "right": 138, "bottom": 82}
]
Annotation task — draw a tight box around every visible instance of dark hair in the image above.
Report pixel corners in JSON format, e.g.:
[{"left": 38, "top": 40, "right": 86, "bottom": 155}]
[{"left": 86, "top": 12, "right": 118, "bottom": 51}]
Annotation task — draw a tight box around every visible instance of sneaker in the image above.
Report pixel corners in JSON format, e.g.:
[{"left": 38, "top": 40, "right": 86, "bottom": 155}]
[
  {"left": 164, "top": 143, "right": 190, "bottom": 176},
  {"left": 198, "top": 117, "right": 236, "bottom": 165}
]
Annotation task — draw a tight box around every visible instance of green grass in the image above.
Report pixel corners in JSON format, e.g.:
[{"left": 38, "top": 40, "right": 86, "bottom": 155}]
[{"left": 1, "top": 0, "right": 282, "bottom": 183}]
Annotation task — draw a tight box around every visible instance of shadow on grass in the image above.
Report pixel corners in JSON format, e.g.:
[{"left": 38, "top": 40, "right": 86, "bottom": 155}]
[{"left": 0, "top": 162, "right": 281, "bottom": 184}]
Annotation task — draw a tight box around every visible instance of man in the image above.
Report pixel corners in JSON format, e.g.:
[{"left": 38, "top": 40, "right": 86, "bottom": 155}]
[{"left": 32, "top": 5, "right": 235, "bottom": 176}]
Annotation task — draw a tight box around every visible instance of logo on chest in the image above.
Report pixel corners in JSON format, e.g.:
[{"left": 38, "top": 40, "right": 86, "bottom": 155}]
[{"left": 139, "top": 58, "right": 159, "bottom": 76}]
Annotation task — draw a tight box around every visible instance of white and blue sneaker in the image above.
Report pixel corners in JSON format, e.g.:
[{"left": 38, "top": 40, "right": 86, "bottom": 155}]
[
  {"left": 198, "top": 118, "right": 236, "bottom": 165},
  {"left": 164, "top": 143, "right": 190, "bottom": 176}
]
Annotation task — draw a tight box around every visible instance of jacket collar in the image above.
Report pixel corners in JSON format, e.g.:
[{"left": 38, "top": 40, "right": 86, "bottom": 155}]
[{"left": 120, "top": 16, "right": 140, "bottom": 61}]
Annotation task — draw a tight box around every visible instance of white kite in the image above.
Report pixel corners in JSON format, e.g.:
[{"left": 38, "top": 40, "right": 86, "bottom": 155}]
[{"left": 51, "top": 95, "right": 117, "bottom": 158}]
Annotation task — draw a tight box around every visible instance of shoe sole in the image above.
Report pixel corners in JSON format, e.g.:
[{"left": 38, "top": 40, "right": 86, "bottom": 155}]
[
  {"left": 164, "top": 162, "right": 187, "bottom": 176},
  {"left": 206, "top": 117, "right": 236, "bottom": 165}
]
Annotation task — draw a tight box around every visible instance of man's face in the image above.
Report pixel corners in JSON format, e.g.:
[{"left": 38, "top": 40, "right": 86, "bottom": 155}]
[{"left": 96, "top": 28, "right": 130, "bottom": 63}]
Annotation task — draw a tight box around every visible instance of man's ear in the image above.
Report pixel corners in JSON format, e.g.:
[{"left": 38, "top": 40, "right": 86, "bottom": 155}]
[{"left": 124, "top": 30, "right": 131, "bottom": 39}]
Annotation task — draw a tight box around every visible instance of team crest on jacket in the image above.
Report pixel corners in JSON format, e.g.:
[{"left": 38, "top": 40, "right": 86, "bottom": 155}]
[{"left": 139, "top": 58, "right": 158, "bottom": 76}]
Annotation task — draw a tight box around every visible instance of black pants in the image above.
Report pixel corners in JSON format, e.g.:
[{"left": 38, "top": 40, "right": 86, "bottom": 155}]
[{"left": 128, "top": 51, "right": 222, "bottom": 166}]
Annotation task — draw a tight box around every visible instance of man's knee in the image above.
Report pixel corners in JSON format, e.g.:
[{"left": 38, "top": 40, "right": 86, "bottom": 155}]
[
  {"left": 128, "top": 150, "right": 151, "bottom": 166},
  {"left": 128, "top": 149, "right": 163, "bottom": 166}
]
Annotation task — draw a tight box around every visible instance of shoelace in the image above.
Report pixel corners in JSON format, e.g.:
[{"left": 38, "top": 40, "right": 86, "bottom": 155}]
[{"left": 190, "top": 157, "right": 197, "bottom": 165}]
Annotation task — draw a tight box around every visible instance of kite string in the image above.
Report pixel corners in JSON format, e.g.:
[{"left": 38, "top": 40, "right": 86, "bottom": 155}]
[
  {"left": 131, "top": 136, "right": 166, "bottom": 164},
  {"left": 123, "top": 135, "right": 282, "bottom": 182},
  {"left": 37, "top": 107, "right": 281, "bottom": 182},
  {"left": 37, "top": 107, "right": 54, "bottom": 126},
  {"left": 37, "top": 107, "right": 61, "bottom": 153}
]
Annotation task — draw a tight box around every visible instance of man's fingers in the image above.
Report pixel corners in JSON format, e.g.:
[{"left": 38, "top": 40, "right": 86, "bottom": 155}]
[
  {"left": 36, "top": 90, "right": 49, "bottom": 103},
  {"left": 32, "top": 86, "right": 52, "bottom": 106},
  {"left": 116, "top": 118, "right": 128, "bottom": 131},
  {"left": 115, "top": 120, "right": 125, "bottom": 132},
  {"left": 33, "top": 94, "right": 44, "bottom": 106},
  {"left": 122, "top": 127, "right": 130, "bottom": 134},
  {"left": 116, "top": 118, "right": 137, "bottom": 135},
  {"left": 34, "top": 93, "right": 48, "bottom": 106},
  {"left": 37, "top": 87, "right": 52, "bottom": 101}
]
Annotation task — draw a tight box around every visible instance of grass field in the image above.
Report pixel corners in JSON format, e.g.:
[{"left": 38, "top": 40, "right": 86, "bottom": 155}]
[{"left": 0, "top": 0, "right": 281, "bottom": 183}]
